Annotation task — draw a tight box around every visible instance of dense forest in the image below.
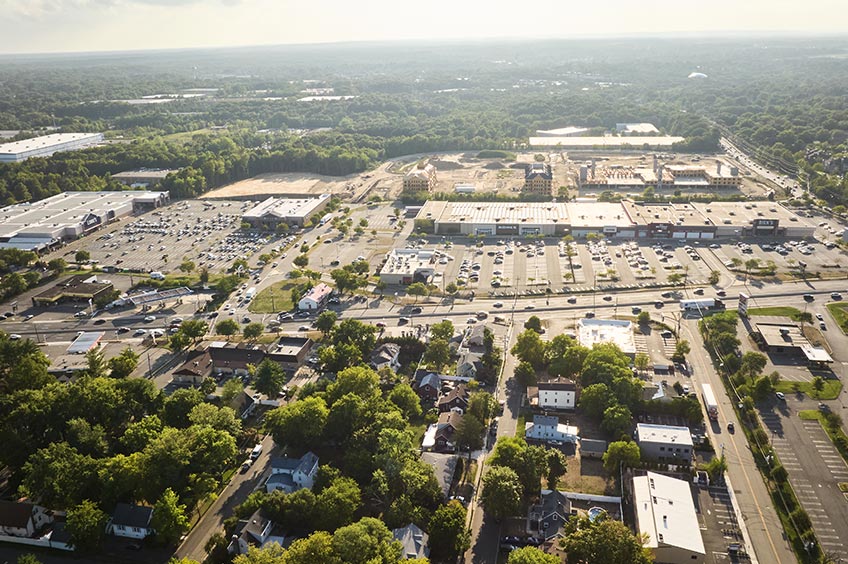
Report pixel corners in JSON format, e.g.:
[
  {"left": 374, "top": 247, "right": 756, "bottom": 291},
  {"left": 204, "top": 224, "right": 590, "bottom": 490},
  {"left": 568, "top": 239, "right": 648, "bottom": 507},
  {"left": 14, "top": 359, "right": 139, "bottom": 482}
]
[{"left": 0, "top": 37, "right": 845, "bottom": 205}]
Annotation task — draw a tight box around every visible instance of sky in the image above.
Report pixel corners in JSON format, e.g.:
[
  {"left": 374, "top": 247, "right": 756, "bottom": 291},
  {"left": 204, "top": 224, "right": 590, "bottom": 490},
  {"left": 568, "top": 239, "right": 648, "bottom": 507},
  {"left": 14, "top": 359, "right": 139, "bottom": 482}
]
[{"left": 0, "top": 0, "right": 845, "bottom": 54}]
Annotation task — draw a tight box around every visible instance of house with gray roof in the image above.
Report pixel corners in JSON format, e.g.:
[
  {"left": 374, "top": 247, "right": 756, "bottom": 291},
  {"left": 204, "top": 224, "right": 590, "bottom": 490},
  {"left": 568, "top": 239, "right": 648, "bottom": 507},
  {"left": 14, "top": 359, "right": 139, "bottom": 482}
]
[
  {"left": 265, "top": 452, "right": 319, "bottom": 494},
  {"left": 392, "top": 523, "right": 430, "bottom": 560},
  {"left": 108, "top": 503, "right": 153, "bottom": 539}
]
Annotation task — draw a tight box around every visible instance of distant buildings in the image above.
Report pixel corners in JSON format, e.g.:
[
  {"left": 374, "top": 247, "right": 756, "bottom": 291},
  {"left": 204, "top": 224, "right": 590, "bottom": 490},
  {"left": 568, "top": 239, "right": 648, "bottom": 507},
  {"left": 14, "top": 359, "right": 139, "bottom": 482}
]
[
  {"left": 535, "top": 126, "right": 589, "bottom": 137},
  {"left": 415, "top": 199, "right": 815, "bottom": 239},
  {"left": 379, "top": 248, "right": 437, "bottom": 285},
  {"left": 578, "top": 158, "right": 742, "bottom": 191},
  {"left": 403, "top": 163, "right": 437, "bottom": 193},
  {"left": 0, "top": 133, "right": 103, "bottom": 163},
  {"left": 616, "top": 123, "right": 660, "bottom": 134},
  {"left": 242, "top": 195, "right": 331, "bottom": 229},
  {"left": 523, "top": 163, "right": 553, "bottom": 196},
  {"left": 112, "top": 169, "right": 176, "bottom": 188},
  {"left": 0, "top": 191, "right": 170, "bottom": 252}
]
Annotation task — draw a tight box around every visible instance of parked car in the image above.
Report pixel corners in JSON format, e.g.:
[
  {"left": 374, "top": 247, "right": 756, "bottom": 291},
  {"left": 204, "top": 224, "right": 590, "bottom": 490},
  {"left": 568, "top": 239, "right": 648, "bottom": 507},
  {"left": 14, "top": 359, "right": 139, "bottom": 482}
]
[{"left": 776, "top": 392, "right": 786, "bottom": 401}]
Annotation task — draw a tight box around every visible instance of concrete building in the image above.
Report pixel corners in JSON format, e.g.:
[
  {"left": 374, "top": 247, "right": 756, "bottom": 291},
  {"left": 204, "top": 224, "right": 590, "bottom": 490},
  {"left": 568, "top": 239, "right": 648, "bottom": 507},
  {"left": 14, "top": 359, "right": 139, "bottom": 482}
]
[
  {"left": 0, "top": 190, "right": 170, "bottom": 252},
  {"left": 267, "top": 337, "right": 313, "bottom": 373},
  {"left": 379, "top": 248, "right": 437, "bottom": 285},
  {"left": 112, "top": 169, "right": 175, "bottom": 188},
  {"left": 632, "top": 472, "right": 705, "bottom": 563},
  {"left": 535, "top": 126, "right": 589, "bottom": 137},
  {"left": 636, "top": 424, "right": 693, "bottom": 465},
  {"left": 242, "top": 194, "right": 331, "bottom": 229},
  {"left": 403, "top": 163, "right": 437, "bottom": 193},
  {"left": 577, "top": 318, "right": 636, "bottom": 357},
  {"left": 415, "top": 199, "right": 814, "bottom": 240},
  {"left": 525, "top": 415, "right": 579, "bottom": 444},
  {"left": 0, "top": 133, "right": 103, "bottom": 163},
  {"left": 753, "top": 321, "right": 833, "bottom": 366},
  {"left": 534, "top": 379, "right": 578, "bottom": 410},
  {"left": 616, "top": 123, "right": 660, "bottom": 134},
  {"left": 524, "top": 163, "right": 553, "bottom": 196},
  {"left": 298, "top": 283, "right": 332, "bottom": 311}
]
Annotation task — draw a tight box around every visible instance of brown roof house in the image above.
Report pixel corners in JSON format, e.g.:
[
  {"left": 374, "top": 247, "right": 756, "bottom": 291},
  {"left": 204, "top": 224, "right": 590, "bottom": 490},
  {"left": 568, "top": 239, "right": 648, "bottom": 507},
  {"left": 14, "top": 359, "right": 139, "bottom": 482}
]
[
  {"left": 0, "top": 501, "right": 52, "bottom": 538},
  {"left": 438, "top": 383, "right": 469, "bottom": 413}
]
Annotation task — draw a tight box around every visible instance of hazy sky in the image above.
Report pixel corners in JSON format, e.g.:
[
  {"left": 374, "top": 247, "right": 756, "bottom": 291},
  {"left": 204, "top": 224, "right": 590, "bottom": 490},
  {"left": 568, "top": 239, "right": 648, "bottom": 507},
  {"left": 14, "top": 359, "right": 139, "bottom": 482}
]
[{"left": 0, "top": 0, "right": 845, "bottom": 54}]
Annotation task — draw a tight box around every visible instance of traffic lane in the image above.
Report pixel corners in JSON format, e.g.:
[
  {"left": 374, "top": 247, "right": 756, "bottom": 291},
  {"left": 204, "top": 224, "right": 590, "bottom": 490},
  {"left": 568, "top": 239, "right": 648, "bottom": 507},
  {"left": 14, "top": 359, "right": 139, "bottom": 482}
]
[{"left": 175, "top": 434, "right": 275, "bottom": 561}]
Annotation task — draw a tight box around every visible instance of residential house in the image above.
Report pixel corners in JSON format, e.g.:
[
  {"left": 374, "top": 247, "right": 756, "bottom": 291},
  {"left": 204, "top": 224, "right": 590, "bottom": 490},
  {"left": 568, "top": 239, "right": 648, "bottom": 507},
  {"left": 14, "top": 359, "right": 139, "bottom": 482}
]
[
  {"left": 265, "top": 452, "right": 319, "bottom": 494},
  {"left": 527, "top": 490, "right": 571, "bottom": 542},
  {"left": 0, "top": 502, "right": 52, "bottom": 537},
  {"left": 414, "top": 371, "right": 442, "bottom": 401},
  {"left": 525, "top": 415, "right": 579, "bottom": 444},
  {"left": 267, "top": 336, "right": 312, "bottom": 373},
  {"left": 636, "top": 424, "right": 693, "bottom": 465},
  {"left": 422, "top": 411, "right": 463, "bottom": 453},
  {"left": 107, "top": 503, "right": 153, "bottom": 539},
  {"left": 233, "top": 391, "right": 258, "bottom": 420},
  {"left": 403, "top": 163, "right": 437, "bottom": 193},
  {"left": 536, "top": 379, "right": 578, "bottom": 410},
  {"left": 462, "top": 324, "right": 487, "bottom": 349},
  {"left": 456, "top": 351, "right": 483, "bottom": 380},
  {"left": 523, "top": 163, "right": 553, "bottom": 196},
  {"left": 228, "top": 509, "right": 287, "bottom": 555},
  {"left": 420, "top": 452, "right": 457, "bottom": 498},
  {"left": 370, "top": 343, "right": 401, "bottom": 372},
  {"left": 173, "top": 349, "right": 213, "bottom": 385},
  {"left": 438, "top": 383, "right": 469, "bottom": 413},
  {"left": 392, "top": 523, "right": 430, "bottom": 560},
  {"left": 632, "top": 472, "right": 705, "bottom": 563},
  {"left": 298, "top": 283, "right": 332, "bottom": 311}
]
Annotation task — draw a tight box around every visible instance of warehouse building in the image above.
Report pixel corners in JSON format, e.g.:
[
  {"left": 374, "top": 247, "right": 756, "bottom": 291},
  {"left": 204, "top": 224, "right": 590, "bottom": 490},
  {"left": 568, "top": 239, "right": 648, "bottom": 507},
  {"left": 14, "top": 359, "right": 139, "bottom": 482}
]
[
  {"left": 242, "top": 194, "right": 331, "bottom": 229},
  {"left": 0, "top": 133, "right": 104, "bottom": 163},
  {"left": 379, "top": 248, "right": 437, "bottom": 285},
  {"left": 415, "top": 200, "right": 814, "bottom": 240},
  {"left": 112, "top": 169, "right": 176, "bottom": 188},
  {"left": 0, "top": 191, "right": 170, "bottom": 252},
  {"left": 632, "top": 472, "right": 705, "bottom": 563}
]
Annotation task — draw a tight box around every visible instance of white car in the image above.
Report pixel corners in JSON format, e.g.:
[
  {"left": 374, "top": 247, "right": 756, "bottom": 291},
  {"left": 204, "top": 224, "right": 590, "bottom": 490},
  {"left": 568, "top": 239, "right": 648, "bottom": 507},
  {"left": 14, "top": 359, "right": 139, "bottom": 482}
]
[
  {"left": 133, "top": 329, "right": 148, "bottom": 336},
  {"left": 143, "top": 315, "right": 156, "bottom": 322}
]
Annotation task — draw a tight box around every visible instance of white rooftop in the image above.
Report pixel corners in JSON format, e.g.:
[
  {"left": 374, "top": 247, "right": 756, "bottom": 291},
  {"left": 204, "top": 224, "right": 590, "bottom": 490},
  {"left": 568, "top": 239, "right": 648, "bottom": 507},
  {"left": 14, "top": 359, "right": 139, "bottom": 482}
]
[
  {"left": 381, "top": 248, "right": 437, "bottom": 276},
  {"left": 636, "top": 424, "right": 693, "bottom": 447},
  {"left": 535, "top": 126, "right": 589, "bottom": 136},
  {"left": 243, "top": 195, "right": 330, "bottom": 221},
  {"left": 633, "top": 472, "right": 705, "bottom": 555},
  {"left": 529, "top": 136, "right": 684, "bottom": 148},
  {"left": 0, "top": 133, "right": 102, "bottom": 158},
  {"left": 577, "top": 318, "right": 636, "bottom": 355},
  {"left": 616, "top": 123, "right": 660, "bottom": 134}
]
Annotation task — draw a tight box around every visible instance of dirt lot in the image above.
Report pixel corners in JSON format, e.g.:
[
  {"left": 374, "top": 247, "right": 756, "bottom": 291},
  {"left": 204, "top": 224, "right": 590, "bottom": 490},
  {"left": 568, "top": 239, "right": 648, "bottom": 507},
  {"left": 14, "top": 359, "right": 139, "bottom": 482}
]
[{"left": 201, "top": 171, "right": 373, "bottom": 200}]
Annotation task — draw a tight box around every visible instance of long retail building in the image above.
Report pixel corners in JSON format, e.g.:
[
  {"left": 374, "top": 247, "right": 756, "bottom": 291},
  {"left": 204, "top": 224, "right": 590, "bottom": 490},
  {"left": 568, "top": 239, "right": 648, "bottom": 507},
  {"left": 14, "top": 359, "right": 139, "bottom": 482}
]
[
  {"left": 0, "top": 133, "right": 104, "bottom": 163},
  {"left": 0, "top": 191, "right": 170, "bottom": 251},
  {"left": 415, "top": 200, "right": 814, "bottom": 239}
]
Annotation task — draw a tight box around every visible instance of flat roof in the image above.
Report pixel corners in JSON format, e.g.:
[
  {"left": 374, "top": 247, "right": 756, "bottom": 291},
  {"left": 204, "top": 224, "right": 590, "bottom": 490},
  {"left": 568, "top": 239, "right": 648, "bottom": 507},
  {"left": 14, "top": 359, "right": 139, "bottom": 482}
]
[
  {"left": 67, "top": 332, "right": 105, "bottom": 354},
  {"left": 418, "top": 201, "right": 570, "bottom": 225},
  {"left": 633, "top": 472, "right": 705, "bottom": 555},
  {"left": 617, "top": 123, "right": 660, "bottom": 134},
  {"left": 636, "top": 423, "right": 693, "bottom": 447},
  {"left": 536, "top": 126, "right": 589, "bottom": 136},
  {"left": 800, "top": 345, "right": 833, "bottom": 363},
  {"left": 0, "top": 191, "right": 165, "bottom": 240},
  {"left": 621, "top": 201, "right": 704, "bottom": 226},
  {"left": 381, "top": 248, "right": 437, "bottom": 276},
  {"left": 690, "top": 201, "right": 811, "bottom": 228},
  {"left": 0, "top": 133, "right": 102, "bottom": 156},
  {"left": 529, "top": 136, "right": 684, "bottom": 148},
  {"left": 565, "top": 202, "right": 634, "bottom": 228},
  {"left": 243, "top": 195, "right": 330, "bottom": 221},
  {"left": 577, "top": 318, "right": 636, "bottom": 355},
  {"left": 113, "top": 169, "right": 175, "bottom": 180}
]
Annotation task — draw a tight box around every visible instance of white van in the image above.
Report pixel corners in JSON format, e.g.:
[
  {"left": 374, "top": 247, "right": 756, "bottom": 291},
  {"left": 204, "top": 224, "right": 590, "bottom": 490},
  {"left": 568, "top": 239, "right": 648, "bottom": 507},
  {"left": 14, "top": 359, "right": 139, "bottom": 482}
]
[
  {"left": 150, "top": 271, "right": 166, "bottom": 281},
  {"left": 249, "top": 444, "right": 263, "bottom": 460}
]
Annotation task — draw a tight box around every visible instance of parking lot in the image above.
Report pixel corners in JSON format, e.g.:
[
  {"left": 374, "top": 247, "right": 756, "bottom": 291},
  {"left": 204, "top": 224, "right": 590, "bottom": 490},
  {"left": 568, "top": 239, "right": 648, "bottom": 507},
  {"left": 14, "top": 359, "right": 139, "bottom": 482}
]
[
  {"left": 760, "top": 404, "right": 848, "bottom": 562},
  {"left": 694, "top": 482, "right": 753, "bottom": 562},
  {"left": 710, "top": 238, "right": 848, "bottom": 280},
  {"left": 45, "top": 199, "right": 285, "bottom": 274}
]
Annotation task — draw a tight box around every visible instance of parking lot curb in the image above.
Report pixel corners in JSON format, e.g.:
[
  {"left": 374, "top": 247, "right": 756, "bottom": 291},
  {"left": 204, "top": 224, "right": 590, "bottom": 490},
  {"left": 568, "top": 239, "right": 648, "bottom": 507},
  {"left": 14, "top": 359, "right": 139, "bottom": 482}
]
[{"left": 723, "top": 471, "right": 759, "bottom": 564}]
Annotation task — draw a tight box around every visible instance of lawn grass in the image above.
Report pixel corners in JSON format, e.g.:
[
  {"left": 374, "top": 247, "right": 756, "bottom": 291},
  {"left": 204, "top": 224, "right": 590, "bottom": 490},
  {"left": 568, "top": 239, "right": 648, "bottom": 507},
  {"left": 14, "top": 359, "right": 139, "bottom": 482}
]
[
  {"left": 747, "top": 306, "right": 804, "bottom": 320},
  {"left": 827, "top": 302, "right": 848, "bottom": 334},
  {"left": 248, "top": 280, "right": 295, "bottom": 313},
  {"left": 774, "top": 378, "right": 843, "bottom": 400}
]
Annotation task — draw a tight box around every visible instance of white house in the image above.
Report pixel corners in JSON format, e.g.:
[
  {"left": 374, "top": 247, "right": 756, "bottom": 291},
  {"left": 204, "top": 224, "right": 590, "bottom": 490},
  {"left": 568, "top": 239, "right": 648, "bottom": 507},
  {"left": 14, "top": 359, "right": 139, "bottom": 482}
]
[
  {"left": 537, "top": 380, "right": 578, "bottom": 410},
  {"left": 0, "top": 502, "right": 52, "bottom": 537},
  {"left": 370, "top": 343, "right": 401, "bottom": 372},
  {"left": 108, "top": 503, "right": 154, "bottom": 539},
  {"left": 525, "top": 415, "right": 579, "bottom": 444},
  {"left": 298, "top": 283, "right": 332, "bottom": 311},
  {"left": 633, "top": 472, "right": 705, "bottom": 563},
  {"left": 265, "top": 452, "right": 319, "bottom": 493}
]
